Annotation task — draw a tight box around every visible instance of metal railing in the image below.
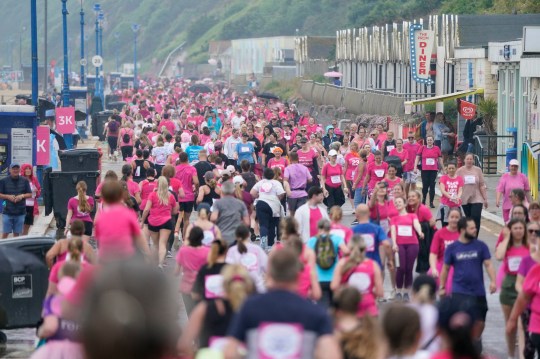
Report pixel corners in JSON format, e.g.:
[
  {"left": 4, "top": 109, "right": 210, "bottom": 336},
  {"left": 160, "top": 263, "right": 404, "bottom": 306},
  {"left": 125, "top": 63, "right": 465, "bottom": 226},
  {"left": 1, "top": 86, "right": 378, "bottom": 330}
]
[
  {"left": 522, "top": 142, "right": 540, "bottom": 200},
  {"left": 472, "top": 134, "right": 515, "bottom": 174}
]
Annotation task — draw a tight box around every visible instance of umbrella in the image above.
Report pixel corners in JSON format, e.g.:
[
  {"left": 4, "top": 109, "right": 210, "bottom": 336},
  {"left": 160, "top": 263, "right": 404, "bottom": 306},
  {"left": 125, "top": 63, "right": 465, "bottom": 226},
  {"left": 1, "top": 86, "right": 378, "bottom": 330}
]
[
  {"left": 188, "top": 84, "right": 212, "bottom": 94},
  {"left": 324, "top": 71, "right": 343, "bottom": 77},
  {"left": 75, "top": 110, "right": 87, "bottom": 123},
  {"left": 257, "top": 92, "right": 280, "bottom": 101},
  {"left": 0, "top": 246, "right": 46, "bottom": 274}
]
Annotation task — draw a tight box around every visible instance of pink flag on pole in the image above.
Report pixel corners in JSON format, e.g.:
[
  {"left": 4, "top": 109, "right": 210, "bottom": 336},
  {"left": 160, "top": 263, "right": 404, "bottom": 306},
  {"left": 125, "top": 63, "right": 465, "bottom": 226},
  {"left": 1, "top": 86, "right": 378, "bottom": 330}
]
[
  {"left": 36, "top": 126, "right": 50, "bottom": 165},
  {"left": 55, "top": 107, "right": 76, "bottom": 134}
]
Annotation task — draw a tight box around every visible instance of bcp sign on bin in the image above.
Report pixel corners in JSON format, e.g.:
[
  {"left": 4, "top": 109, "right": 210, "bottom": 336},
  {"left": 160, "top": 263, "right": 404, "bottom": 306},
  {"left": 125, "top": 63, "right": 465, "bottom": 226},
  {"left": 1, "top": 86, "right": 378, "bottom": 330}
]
[{"left": 55, "top": 107, "right": 76, "bottom": 134}]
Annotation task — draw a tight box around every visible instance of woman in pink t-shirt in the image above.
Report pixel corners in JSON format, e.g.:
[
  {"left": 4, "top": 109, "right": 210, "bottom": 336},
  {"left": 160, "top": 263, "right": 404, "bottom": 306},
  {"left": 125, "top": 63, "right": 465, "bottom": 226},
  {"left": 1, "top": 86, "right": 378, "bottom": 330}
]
[
  {"left": 65, "top": 181, "right": 95, "bottom": 241},
  {"left": 321, "top": 149, "right": 348, "bottom": 209},
  {"left": 329, "top": 206, "right": 353, "bottom": 244},
  {"left": 414, "top": 135, "right": 443, "bottom": 208},
  {"left": 429, "top": 207, "right": 460, "bottom": 293},
  {"left": 331, "top": 234, "right": 383, "bottom": 317},
  {"left": 438, "top": 161, "right": 464, "bottom": 226},
  {"left": 496, "top": 160, "right": 532, "bottom": 222},
  {"left": 362, "top": 151, "right": 388, "bottom": 197},
  {"left": 175, "top": 226, "right": 210, "bottom": 315},
  {"left": 140, "top": 177, "right": 179, "bottom": 267},
  {"left": 343, "top": 142, "right": 361, "bottom": 208},
  {"left": 382, "top": 164, "right": 403, "bottom": 201},
  {"left": 175, "top": 152, "right": 200, "bottom": 241},
  {"left": 391, "top": 197, "right": 424, "bottom": 301},
  {"left": 118, "top": 122, "right": 134, "bottom": 161},
  {"left": 495, "top": 218, "right": 529, "bottom": 359},
  {"left": 388, "top": 138, "right": 409, "bottom": 172}
]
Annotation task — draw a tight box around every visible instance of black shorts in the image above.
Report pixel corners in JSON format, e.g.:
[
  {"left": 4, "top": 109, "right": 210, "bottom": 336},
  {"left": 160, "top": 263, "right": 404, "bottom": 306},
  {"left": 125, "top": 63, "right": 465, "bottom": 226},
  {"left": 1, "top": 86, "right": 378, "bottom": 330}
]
[
  {"left": 83, "top": 221, "right": 94, "bottom": 237},
  {"left": 451, "top": 293, "right": 488, "bottom": 322},
  {"left": 179, "top": 201, "right": 194, "bottom": 213},
  {"left": 24, "top": 206, "right": 34, "bottom": 226},
  {"left": 148, "top": 220, "right": 172, "bottom": 233}
]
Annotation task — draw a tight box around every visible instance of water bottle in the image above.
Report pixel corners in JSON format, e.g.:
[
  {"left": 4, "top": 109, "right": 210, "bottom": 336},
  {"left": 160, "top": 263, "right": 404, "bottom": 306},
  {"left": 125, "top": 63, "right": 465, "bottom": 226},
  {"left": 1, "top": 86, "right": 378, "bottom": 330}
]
[{"left": 394, "top": 251, "right": 400, "bottom": 268}]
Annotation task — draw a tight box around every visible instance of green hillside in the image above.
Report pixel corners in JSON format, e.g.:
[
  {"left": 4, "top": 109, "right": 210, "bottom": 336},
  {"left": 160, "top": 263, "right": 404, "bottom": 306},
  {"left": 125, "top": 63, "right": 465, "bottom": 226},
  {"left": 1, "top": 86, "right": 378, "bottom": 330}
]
[{"left": 1, "top": 0, "right": 538, "bottom": 75}]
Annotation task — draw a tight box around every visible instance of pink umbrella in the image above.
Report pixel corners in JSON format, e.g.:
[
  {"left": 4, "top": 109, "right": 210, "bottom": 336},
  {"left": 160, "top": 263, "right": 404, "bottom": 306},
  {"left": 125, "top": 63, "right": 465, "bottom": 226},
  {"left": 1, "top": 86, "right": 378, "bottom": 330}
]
[{"left": 324, "top": 71, "right": 343, "bottom": 77}]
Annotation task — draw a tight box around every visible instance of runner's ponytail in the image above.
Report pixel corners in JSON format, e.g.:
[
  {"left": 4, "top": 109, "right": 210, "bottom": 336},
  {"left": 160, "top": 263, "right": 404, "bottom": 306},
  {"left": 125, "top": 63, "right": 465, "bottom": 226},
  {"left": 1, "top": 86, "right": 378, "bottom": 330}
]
[{"left": 76, "top": 181, "right": 92, "bottom": 213}]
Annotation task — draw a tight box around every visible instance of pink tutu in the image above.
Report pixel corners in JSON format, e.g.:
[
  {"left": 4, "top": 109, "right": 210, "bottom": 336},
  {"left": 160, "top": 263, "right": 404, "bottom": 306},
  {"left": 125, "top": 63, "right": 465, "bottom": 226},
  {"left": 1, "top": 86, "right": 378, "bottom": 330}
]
[{"left": 30, "top": 340, "right": 84, "bottom": 359}]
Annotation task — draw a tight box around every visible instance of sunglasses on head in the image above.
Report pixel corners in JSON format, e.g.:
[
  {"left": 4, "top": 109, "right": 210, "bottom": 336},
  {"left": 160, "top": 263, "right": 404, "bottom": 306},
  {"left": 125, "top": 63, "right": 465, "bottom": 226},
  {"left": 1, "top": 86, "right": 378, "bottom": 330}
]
[
  {"left": 371, "top": 134, "right": 376, "bottom": 137},
  {"left": 529, "top": 229, "right": 540, "bottom": 236}
]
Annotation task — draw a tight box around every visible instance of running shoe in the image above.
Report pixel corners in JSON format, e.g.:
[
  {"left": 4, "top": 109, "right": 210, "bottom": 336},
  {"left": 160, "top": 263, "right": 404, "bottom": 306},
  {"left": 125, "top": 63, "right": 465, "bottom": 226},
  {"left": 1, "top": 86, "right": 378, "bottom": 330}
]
[
  {"left": 430, "top": 203, "right": 435, "bottom": 209},
  {"left": 166, "top": 251, "right": 173, "bottom": 259},
  {"left": 350, "top": 220, "right": 358, "bottom": 226},
  {"left": 387, "top": 289, "right": 396, "bottom": 300},
  {"left": 395, "top": 292, "right": 402, "bottom": 301},
  {"left": 403, "top": 293, "right": 410, "bottom": 302}
]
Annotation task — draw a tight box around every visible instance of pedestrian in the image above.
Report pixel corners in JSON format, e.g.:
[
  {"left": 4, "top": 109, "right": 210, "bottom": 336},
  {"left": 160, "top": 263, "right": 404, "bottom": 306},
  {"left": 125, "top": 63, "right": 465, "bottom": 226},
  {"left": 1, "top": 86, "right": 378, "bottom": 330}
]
[
  {"left": 103, "top": 115, "right": 120, "bottom": 161},
  {"left": 185, "top": 203, "right": 222, "bottom": 247},
  {"left": 178, "top": 264, "right": 255, "bottom": 356},
  {"left": 438, "top": 160, "right": 463, "bottom": 226},
  {"left": 368, "top": 181, "right": 396, "bottom": 235},
  {"left": 429, "top": 207, "right": 461, "bottom": 293},
  {"left": 382, "top": 165, "right": 403, "bottom": 200},
  {"left": 151, "top": 135, "right": 170, "bottom": 177},
  {"left": 382, "top": 130, "right": 396, "bottom": 158},
  {"left": 403, "top": 132, "right": 420, "bottom": 195},
  {"left": 210, "top": 181, "right": 250, "bottom": 245},
  {"left": 407, "top": 189, "right": 437, "bottom": 274},
  {"left": 389, "top": 138, "right": 409, "bottom": 176},
  {"left": 185, "top": 134, "right": 204, "bottom": 164},
  {"left": 529, "top": 201, "right": 540, "bottom": 224},
  {"left": 121, "top": 164, "right": 142, "bottom": 205},
  {"left": 21, "top": 163, "right": 41, "bottom": 235},
  {"left": 456, "top": 152, "right": 488, "bottom": 233},
  {"left": 118, "top": 120, "right": 134, "bottom": 160},
  {"left": 174, "top": 152, "right": 199, "bottom": 241},
  {"left": 176, "top": 226, "right": 211, "bottom": 316},
  {"left": 64, "top": 181, "right": 95, "bottom": 241},
  {"left": 331, "top": 234, "right": 384, "bottom": 316},
  {"left": 495, "top": 218, "right": 529, "bottom": 359},
  {"left": 131, "top": 149, "right": 152, "bottom": 183},
  {"left": 414, "top": 135, "right": 443, "bottom": 208},
  {"left": 0, "top": 163, "right": 32, "bottom": 238},
  {"left": 296, "top": 136, "right": 320, "bottom": 186},
  {"left": 391, "top": 196, "right": 424, "bottom": 301},
  {"left": 352, "top": 149, "right": 369, "bottom": 210},
  {"left": 496, "top": 159, "right": 532, "bottom": 223},
  {"left": 45, "top": 220, "right": 96, "bottom": 269},
  {"left": 283, "top": 235, "right": 322, "bottom": 300},
  {"left": 283, "top": 151, "right": 312, "bottom": 217},
  {"left": 294, "top": 186, "right": 330, "bottom": 242},
  {"left": 329, "top": 206, "right": 353, "bottom": 244},
  {"left": 266, "top": 146, "right": 288, "bottom": 173},
  {"left": 250, "top": 168, "right": 285, "bottom": 250},
  {"left": 362, "top": 150, "right": 388, "bottom": 198},
  {"left": 322, "top": 149, "right": 348, "bottom": 208},
  {"left": 193, "top": 149, "right": 215, "bottom": 186},
  {"left": 196, "top": 171, "right": 221, "bottom": 207},
  {"left": 439, "top": 217, "right": 497, "bottom": 353},
  {"left": 224, "top": 128, "right": 242, "bottom": 167},
  {"left": 382, "top": 304, "right": 430, "bottom": 359},
  {"left": 191, "top": 238, "right": 229, "bottom": 302},
  {"left": 223, "top": 248, "right": 341, "bottom": 359},
  {"left": 140, "top": 176, "right": 178, "bottom": 268},
  {"left": 410, "top": 275, "right": 441, "bottom": 353}
]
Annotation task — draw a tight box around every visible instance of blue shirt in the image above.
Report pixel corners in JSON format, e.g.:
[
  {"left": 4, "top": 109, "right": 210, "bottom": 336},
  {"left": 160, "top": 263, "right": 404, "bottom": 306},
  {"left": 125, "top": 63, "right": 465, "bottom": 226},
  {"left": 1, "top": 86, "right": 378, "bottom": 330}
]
[
  {"left": 307, "top": 234, "right": 343, "bottom": 282},
  {"left": 185, "top": 145, "right": 204, "bottom": 163},
  {"left": 352, "top": 223, "right": 388, "bottom": 267},
  {"left": 207, "top": 116, "right": 222, "bottom": 133},
  {"left": 444, "top": 239, "right": 491, "bottom": 296},
  {"left": 235, "top": 142, "right": 255, "bottom": 164}
]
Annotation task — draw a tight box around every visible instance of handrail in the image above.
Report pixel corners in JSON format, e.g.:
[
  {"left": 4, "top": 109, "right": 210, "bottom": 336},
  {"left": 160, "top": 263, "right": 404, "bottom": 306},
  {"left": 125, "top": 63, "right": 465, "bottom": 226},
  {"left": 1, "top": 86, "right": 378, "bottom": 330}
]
[
  {"left": 473, "top": 134, "right": 515, "bottom": 174},
  {"left": 522, "top": 142, "right": 539, "bottom": 200},
  {"left": 158, "top": 41, "right": 186, "bottom": 78}
]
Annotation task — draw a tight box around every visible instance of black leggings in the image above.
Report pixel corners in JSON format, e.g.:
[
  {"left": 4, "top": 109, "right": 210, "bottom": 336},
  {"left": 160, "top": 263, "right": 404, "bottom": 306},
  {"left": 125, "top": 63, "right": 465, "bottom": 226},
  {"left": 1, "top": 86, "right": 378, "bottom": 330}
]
[
  {"left": 421, "top": 170, "right": 438, "bottom": 205},
  {"left": 107, "top": 136, "right": 118, "bottom": 155},
  {"left": 120, "top": 145, "right": 133, "bottom": 161},
  {"left": 256, "top": 201, "right": 280, "bottom": 247},
  {"left": 529, "top": 333, "right": 540, "bottom": 358},
  {"left": 462, "top": 203, "right": 483, "bottom": 234}
]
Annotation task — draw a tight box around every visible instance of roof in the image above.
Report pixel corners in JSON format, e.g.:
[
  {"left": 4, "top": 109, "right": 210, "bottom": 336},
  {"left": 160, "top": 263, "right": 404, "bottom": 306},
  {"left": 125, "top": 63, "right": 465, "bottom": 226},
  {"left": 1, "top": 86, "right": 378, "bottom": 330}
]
[
  {"left": 306, "top": 36, "right": 335, "bottom": 60},
  {"left": 458, "top": 14, "right": 540, "bottom": 48}
]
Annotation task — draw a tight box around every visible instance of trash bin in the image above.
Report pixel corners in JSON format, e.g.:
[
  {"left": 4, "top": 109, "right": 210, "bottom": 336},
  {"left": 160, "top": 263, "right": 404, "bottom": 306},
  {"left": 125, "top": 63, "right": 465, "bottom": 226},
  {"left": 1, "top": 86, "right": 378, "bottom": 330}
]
[
  {"left": 0, "top": 238, "right": 54, "bottom": 329},
  {"left": 506, "top": 147, "right": 517, "bottom": 172},
  {"left": 91, "top": 110, "right": 114, "bottom": 141},
  {"left": 106, "top": 101, "right": 126, "bottom": 112},
  {"left": 59, "top": 148, "right": 100, "bottom": 171},
  {"left": 105, "top": 94, "right": 121, "bottom": 108}
]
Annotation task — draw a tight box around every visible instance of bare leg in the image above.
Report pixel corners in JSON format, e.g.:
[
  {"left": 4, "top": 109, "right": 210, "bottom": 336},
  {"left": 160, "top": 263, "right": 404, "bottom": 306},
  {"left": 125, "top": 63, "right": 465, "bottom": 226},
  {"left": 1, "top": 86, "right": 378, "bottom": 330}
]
[
  {"left": 502, "top": 304, "right": 516, "bottom": 358},
  {"left": 182, "top": 212, "right": 191, "bottom": 242},
  {"left": 149, "top": 231, "right": 159, "bottom": 264},
  {"left": 23, "top": 225, "right": 30, "bottom": 235},
  {"left": 158, "top": 229, "right": 171, "bottom": 266}
]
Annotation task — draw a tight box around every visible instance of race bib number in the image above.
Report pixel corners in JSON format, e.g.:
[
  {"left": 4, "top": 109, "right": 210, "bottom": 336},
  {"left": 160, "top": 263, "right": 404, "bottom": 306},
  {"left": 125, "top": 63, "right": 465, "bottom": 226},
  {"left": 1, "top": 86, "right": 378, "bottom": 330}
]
[
  {"left": 240, "top": 146, "right": 250, "bottom": 153},
  {"left": 348, "top": 272, "right": 371, "bottom": 293},
  {"left": 374, "top": 169, "right": 384, "bottom": 178},
  {"left": 203, "top": 229, "right": 215, "bottom": 246},
  {"left": 386, "top": 145, "right": 395, "bottom": 152},
  {"left": 257, "top": 323, "right": 303, "bottom": 359},
  {"left": 425, "top": 158, "right": 436, "bottom": 166},
  {"left": 351, "top": 159, "right": 360, "bottom": 167},
  {"left": 464, "top": 175, "right": 476, "bottom": 184},
  {"left": 205, "top": 274, "right": 224, "bottom": 299},
  {"left": 135, "top": 166, "right": 141, "bottom": 177},
  {"left": 397, "top": 225, "right": 413, "bottom": 237},
  {"left": 362, "top": 233, "right": 375, "bottom": 251},
  {"left": 330, "top": 175, "right": 341, "bottom": 184},
  {"left": 508, "top": 256, "right": 522, "bottom": 272},
  {"left": 240, "top": 252, "right": 259, "bottom": 271}
]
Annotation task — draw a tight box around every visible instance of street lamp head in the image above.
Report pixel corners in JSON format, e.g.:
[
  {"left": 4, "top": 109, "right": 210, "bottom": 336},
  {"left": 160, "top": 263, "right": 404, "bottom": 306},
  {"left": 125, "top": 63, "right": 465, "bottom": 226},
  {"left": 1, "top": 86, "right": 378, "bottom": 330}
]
[
  {"left": 93, "top": 3, "right": 101, "bottom": 14},
  {"left": 131, "top": 24, "right": 140, "bottom": 33}
]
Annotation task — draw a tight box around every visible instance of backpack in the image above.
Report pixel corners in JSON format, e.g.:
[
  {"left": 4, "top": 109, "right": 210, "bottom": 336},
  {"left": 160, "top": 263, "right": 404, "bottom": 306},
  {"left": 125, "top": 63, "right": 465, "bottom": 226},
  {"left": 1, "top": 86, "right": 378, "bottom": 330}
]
[
  {"left": 109, "top": 120, "right": 119, "bottom": 132},
  {"left": 314, "top": 234, "right": 337, "bottom": 270},
  {"left": 122, "top": 130, "right": 131, "bottom": 144}
]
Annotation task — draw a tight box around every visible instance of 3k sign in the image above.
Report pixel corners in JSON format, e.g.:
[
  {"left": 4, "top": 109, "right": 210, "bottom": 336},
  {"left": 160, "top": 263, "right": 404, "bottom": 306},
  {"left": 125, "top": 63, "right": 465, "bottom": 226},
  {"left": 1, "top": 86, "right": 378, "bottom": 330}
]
[{"left": 55, "top": 107, "right": 76, "bottom": 134}]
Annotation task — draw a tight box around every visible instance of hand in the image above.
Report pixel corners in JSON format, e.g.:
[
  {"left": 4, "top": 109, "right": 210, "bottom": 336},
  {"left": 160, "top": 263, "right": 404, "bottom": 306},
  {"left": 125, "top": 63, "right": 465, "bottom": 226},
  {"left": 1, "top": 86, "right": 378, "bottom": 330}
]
[
  {"left": 418, "top": 232, "right": 424, "bottom": 239},
  {"left": 484, "top": 201, "right": 488, "bottom": 209},
  {"left": 392, "top": 245, "right": 398, "bottom": 253},
  {"left": 387, "top": 261, "right": 394, "bottom": 271},
  {"left": 489, "top": 281, "right": 496, "bottom": 294},
  {"left": 438, "top": 287, "right": 446, "bottom": 297},
  {"left": 431, "top": 268, "right": 439, "bottom": 278},
  {"left": 343, "top": 187, "right": 349, "bottom": 194},
  {"left": 64, "top": 227, "right": 70, "bottom": 236},
  {"left": 323, "top": 190, "right": 329, "bottom": 198},
  {"left": 414, "top": 169, "right": 419, "bottom": 174},
  {"left": 496, "top": 201, "right": 500, "bottom": 208}
]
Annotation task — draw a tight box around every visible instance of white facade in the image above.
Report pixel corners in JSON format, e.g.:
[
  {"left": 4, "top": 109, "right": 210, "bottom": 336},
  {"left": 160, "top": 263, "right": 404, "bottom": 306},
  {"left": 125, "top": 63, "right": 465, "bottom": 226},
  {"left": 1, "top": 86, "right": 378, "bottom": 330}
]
[{"left": 230, "top": 37, "right": 295, "bottom": 76}]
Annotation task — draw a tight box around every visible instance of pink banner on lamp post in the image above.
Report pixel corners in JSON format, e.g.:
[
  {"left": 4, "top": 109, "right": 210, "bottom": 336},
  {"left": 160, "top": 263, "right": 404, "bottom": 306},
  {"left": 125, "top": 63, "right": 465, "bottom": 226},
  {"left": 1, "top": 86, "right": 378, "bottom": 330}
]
[{"left": 36, "top": 126, "right": 50, "bottom": 165}]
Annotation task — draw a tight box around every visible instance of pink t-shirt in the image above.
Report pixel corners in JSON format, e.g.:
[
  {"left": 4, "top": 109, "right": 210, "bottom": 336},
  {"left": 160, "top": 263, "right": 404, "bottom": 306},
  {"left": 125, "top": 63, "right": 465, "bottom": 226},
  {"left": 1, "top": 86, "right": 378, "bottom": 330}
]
[
  {"left": 176, "top": 246, "right": 210, "bottom": 293},
  {"left": 297, "top": 148, "right": 317, "bottom": 172},
  {"left": 160, "top": 120, "right": 176, "bottom": 135},
  {"left": 407, "top": 204, "right": 433, "bottom": 223},
  {"left": 330, "top": 222, "right": 353, "bottom": 244},
  {"left": 344, "top": 153, "right": 361, "bottom": 181},
  {"left": 417, "top": 145, "right": 441, "bottom": 171},
  {"left": 496, "top": 173, "right": 531, "bottom": 210},
  {"left": 522, "top": 264, "right": 540, "bottom": 334},
  {"left": 126, "top": 179, "right": 141, "bottom": 198},
  {"left": 140, "top": 178, "right": 157, "bottom": 209},
  {"left": 175, "top": 163, "right": 197, "bottom": 202},
  {"left": 382, "top": 177, "right": 402, "bottom": 199},
  {"left": 388, "top": 148, "right": 409, "bottom": 170},
  {"left": 67, "top": 196, "right": 95, "bottom": 223},
  {"left": 370, "top": 200, "right": 396, "bottom": 221},
  {"left": 309, "top": 207, "right": 323, "bottom": 238},
  {"left": 430, "top": 227, "right": 459, "bottom": 263},
  {"left": 403, "top": 142, "right": 420, "bottom": 172},
  {"left": 391, "top": 213, "right": 419, "bottom": 245},
  {"left": 341, "top": 259, "right": 377, "bottom": 316},
  {"left": 495, "top": 238, "right": 530, "bottom": 275},
  {"left": 297, "top": 263, "right": 313, "bottom": 298},
  {"left": 322, "top": 163, "right": 343, "bottom": 188},
  {"left": 119, "top": 128, "right": 134, "bottom": 146},
  {"left": 366, "top": 162, "right": 388, "bottom": 190},
  {"left": 94, "top": 204, "right": 142, "bottom": 260},
  {"left": 439, "top": 175, "right": 464, "bottom": 207},
  {"left": 267, "top": 157, "right": 288, "bottom": 174},
  {"left": 147, "top": 192, "right": 176, "bottom": 226}
]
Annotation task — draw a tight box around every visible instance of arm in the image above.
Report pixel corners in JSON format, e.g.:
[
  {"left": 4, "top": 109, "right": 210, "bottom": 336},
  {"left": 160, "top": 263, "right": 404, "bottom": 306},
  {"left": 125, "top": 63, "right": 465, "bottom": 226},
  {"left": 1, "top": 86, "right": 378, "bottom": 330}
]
[
  {"left": 309, "top": 268, "right": 322, "bottom": 301},
  {"left": 413, "top": 155, "right": 420, "bottom": 172},
  {"left": 496, "top": 190, "right": 502, "bottom": 208},
  {"left": 315, "top": 335, "right": 343, "bottom": 359},
  {"left": 330, "top": 260, "right": 345, "bottom": 291},
  {"left": 484, "top": 259, "right": 497, "bottom": 294},
  {"left": 37, "top": 316, "right": 60, "bottom": 339},
  {"left": 224, "top": 337, "right": 244, "bottom": 359},
  {"left": 64, "top": 209, "right": 73, "bottom": 235},
  {"left": 133, "top": 232, "right": 151, "bottom": 260},
  {"left": 390, "top": 225, "right": 397, "bottom": 252},
  {"left": 413, "top": 219, "right": 424, "bottom": 239},
  {"left": 196, "top": 186, "right": 205, "bottom": 204},
  {"left": 140, "top": 200, "right": 152, "bottom": 226},
  {"left": 45, "top": 242, "right": 61, "bottom": 268},
  {"left": 82, "top": 242, "right": 97, "bottom": 264},
  {"left": 495, "top": 228, "right": 510, "bottom": 261},
  {"left": 250, "top": 188, "right": 259, "bottom": 199},
  {"left": 373, "top": 262, "right": 384, "bottom": 298},
  {"left": 507, "top": 291, "right": 532, "bottom": 335},
  {"left": 177, "top": 301, "right": 207, "bottom": 357},
  {"left": 242, "top": 214, "right": 250, "bottom": 226},
  {"left": 438, "top": 264, "right": 450, "bottom": 296},
  {"left": 516, "top": 274, "right": 525, "bottom": 293},
  {"left": 210, "top": 210, "right": 219, "bottom": 223},
  {"left": 429, "top": 253, "right": 439, "bottom": 277}
]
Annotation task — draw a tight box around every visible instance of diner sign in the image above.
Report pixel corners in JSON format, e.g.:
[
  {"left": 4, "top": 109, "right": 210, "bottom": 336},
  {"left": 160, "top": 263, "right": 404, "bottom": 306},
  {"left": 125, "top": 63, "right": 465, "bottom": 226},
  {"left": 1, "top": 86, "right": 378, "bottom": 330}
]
[{"left": 410, "top": 24, "right": 434, "bottom": 85}]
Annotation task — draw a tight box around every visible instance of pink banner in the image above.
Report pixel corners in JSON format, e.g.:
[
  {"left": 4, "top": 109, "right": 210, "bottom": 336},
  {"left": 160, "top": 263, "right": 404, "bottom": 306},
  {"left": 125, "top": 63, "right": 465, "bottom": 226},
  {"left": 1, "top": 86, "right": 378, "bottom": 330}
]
[
  {"left": 36, "top": 126, "right": 50, "bottom": 165},
  {"left": 55, "top": 106, "right": 75, "bottom": 134}
]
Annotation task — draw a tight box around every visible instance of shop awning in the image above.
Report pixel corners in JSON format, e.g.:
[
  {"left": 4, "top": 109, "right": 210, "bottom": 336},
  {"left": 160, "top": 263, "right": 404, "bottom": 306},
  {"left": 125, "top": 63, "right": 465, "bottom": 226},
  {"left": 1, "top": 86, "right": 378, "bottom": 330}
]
[{"left": 404, "top": 88, "right": 484, "bottom": 109}]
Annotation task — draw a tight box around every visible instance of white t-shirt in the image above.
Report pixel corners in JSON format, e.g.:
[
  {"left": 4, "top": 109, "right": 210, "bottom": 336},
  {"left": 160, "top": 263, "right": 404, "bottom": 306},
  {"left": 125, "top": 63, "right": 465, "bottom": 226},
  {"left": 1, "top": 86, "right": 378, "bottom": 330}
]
[
  {"left": 231, "top": 115, "right": 246, "bottom": 129},
  {"left": 152, "top": 146, "right": 170, "bottom": 165},
  {"left": 226, "top": 242, "right": 268, "bottom": 292}
]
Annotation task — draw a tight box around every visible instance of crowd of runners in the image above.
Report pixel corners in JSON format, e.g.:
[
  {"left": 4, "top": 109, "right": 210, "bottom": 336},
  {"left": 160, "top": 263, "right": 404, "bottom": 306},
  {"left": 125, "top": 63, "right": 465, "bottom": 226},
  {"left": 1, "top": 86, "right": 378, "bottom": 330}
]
[{"left": 28, "top": 78, "right": 540, "bottom": 359}]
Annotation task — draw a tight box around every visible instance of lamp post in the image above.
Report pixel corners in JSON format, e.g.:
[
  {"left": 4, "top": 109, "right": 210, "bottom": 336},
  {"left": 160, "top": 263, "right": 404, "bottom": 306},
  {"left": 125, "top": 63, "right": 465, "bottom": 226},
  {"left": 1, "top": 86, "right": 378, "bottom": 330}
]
[
  {"left": 132, "top": 24, "right": 140, "bottom": 91},
  {"left": 7, "top": 39, "right": 14, "bottom": 69},
  {"left": 114, "top": 32, "right": 119, "bottom": 72},
  {"left": 61, "top": 0, "right": 70, "bottom": 107},
  {"left": 80, "top": 0, "right": 85, "bottom": 86},
  {"left": 98, "top": 10, "right": 104, "bottom": 100},
  {"left": 19, "top": 26, "right": 27, "bottom": 70},
  {"left": 30, "top": 0, "right": 38, "bottom": 108},
  {"left": 93, "top": 3, "right": 100, "bottom": 98}
]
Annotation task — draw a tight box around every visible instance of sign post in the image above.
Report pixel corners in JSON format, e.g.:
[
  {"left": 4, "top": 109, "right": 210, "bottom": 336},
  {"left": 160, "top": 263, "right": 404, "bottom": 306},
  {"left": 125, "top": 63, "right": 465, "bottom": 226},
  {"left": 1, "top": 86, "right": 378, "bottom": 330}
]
[
  {"left": 36, "top": 126, "right": 50, "bottom": 165},
  {"left": 409, "top": 24, "right": 435, "bottom": 85},
  {"left": 55, "top": 106, "right": 75, "bottom": 150}
]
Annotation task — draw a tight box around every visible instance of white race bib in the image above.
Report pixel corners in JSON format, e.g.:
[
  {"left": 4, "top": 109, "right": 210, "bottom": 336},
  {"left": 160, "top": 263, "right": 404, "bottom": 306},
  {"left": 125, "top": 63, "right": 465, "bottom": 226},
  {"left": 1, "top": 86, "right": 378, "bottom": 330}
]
[
  {"left": 205, "top": 274, "right": 224, "bottom": 299},
  {"left": 508, "top": 256, "right": 522, "bottom": 272},
  {"left": 362, "top": 234, "right": 375, "bottom": 251},
  {"left": 397, "top": 225, "right": 413, "bottom": 237},
  {"left": 330, "top": 228, "right": 346, "bottom": 241},
  {"left": 374, "top": 169, "right": 384, "bottom": 177},
  {"left": 135, "top": 166, "right": 141, "bottom": 177},
  {"left": 386, "top": 145, "right": 395, "bottom": 152},
  {"left": 464, "top": 175, "right": 476, "bottom": 184},
  {"left": 257, "top": 323, "right": 303, "bottom": 359},
  {"left": 240, "top": 146, "right": 250, "bottom": 153},
  {"left": 330, "top": 175, "right": 341, "bottom": 184},
  {"left": 425, "top": 158, "right": 436, "bottom": 166},
  {"left": 240, "top": 252, "right": 259, "bottom": 271},
  {"left": 348, "top": 272, "right": 371, "bottom": 293}
]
